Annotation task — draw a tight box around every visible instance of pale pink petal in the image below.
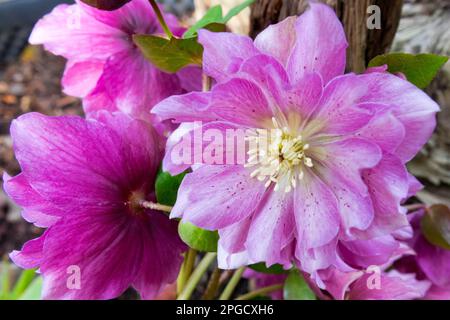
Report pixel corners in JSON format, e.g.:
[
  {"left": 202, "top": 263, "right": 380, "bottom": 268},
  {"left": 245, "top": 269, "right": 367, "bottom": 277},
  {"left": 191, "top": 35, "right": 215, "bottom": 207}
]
[
  {"left": 254, "top": 16, "right": 297, "bottom": 66},
  {"left": 62, "top": 60, "right": 104, "bottom": 97},
  {"left": 171, "top": 165, "right": 267, "bottom": 229},
  {"left": 246, "top": 192, "right": 295, "bottom": 266},
  {"left": 198, "top": 30, "right": 259, "bottom": 83},
  {"left": 287, "top": 3, "right": 347, "bottom": 84}
]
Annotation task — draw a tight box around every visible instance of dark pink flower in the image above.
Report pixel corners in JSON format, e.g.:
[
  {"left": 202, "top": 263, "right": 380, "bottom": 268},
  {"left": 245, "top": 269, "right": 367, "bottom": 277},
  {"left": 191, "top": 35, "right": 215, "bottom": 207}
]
[
  {"left": 29, "top": 0, "right": 200, "bottom": 122},
  {"left": 4, "top": 112, "right": 186, "bottom": 299}
]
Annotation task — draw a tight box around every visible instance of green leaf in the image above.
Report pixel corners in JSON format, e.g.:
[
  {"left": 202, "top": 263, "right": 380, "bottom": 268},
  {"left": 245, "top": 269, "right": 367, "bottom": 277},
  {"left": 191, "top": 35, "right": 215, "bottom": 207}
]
[
  {"left": 368, "top": 53, "right": 448, "bottom": 89},
  {"left": 81, "top": 0, "right": 131, "bottom": 11},
  {"left": 249, "top": 262, "right": 287, "bottom": 275},
  {"left": 155, "top": 171, "right": 187, "bottom": 206},
  {"left": 183, "top": 0, "right": 254, "bottom": 38},
  {"left": 0, "top": 260, "right": 11, "bottom": 299},
  {"left": 283, "top": 269, "right": 316, "bottom": 300},
  {"left": 223, "top": 0, "right": 255, "bottom": 23},
  {"left": 133, "top": 35, "right": 203, "bottom": 73},
  {"left": 18, "top": 276, "right": 42, "bottom": 300},
  {"left": 421, "top": 204, "right": 450, "bottom": 250},
  {"left": 11, "top": 269, "right": 37, "bottom": 300},
  {"left": 184, "top": 5, "right": 223, "bottom": 38},
  {"left": 178, "top": 221, "right": 219, "bottom": 252}
]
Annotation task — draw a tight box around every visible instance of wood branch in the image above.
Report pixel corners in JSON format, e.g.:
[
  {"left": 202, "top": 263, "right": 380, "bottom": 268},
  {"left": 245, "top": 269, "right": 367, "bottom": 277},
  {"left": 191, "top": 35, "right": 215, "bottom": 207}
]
[{"left": 249, "top": 0, "right": 403, "bottom": 72}]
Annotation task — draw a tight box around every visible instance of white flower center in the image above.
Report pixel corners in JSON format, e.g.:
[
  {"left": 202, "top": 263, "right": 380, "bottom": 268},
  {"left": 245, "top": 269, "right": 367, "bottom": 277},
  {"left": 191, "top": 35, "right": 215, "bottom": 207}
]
[{"left": 245, "top": 117, "right": 313, "bottom": 193}]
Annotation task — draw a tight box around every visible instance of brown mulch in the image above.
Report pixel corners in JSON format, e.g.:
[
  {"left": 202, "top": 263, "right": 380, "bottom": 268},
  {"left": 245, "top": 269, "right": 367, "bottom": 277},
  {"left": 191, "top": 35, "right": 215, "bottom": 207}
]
[{"left": 0, "top": 45, "right": 82, "bottom": 258}]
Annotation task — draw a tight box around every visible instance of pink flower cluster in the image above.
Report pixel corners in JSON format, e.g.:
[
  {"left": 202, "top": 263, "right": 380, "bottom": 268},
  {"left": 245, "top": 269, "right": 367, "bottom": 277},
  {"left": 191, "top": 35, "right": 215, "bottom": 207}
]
[{"left": 4, "top": 0, "right": 449, "bottom": 300}]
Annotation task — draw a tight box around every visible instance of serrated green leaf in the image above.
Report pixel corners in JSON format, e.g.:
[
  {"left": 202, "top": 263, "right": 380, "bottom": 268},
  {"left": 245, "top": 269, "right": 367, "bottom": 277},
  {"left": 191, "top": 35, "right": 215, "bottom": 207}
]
[
  {"left": 368, "top": 53, "right": 448, "bottom": 89},
  {"left": 155, "top": 171, "right": 187, "bottom": 206},
  {"left": 421, "top": 204, "right": 450, "bottom": 250},
  {"left": 18, "top": 276, "right": 42, "bottom": 300},
  {"left": 283, "top": 269, "right": 316, "bottom": 300},
  {"left": 249, "top": 262, "right": 287, "bottom": 275},
  {"left": 133, "top": 35, "right": 203, "bottom": 73},
  {"left": 223, "top": 0, "right": 255, "bottom": 23},
  {"left": 184, "top": 5, "right": 223, "bottom": 38},
  {"left": 178, "top": 221, "right": 219, "bottom": 252}
]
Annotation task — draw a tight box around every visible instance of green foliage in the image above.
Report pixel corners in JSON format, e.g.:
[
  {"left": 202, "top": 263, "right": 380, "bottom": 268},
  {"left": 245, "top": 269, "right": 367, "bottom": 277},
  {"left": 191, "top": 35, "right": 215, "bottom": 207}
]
[
  {"left": 421, "top": 204, "right": 450, "bottom": 250},
  {"left": 133, "top": 35, "right": 203, "bottom": 73},
  {"left": 178, "top": 221, "right": 219, "bottom": 252},
  {"left": 368, "top": 53, "right": 448, "bottom": 89},
  {"left": 155, "top": 171, "right": 187, "bottom": 206},
  {"left": 249, "top": 262, "right": 287, "bottom": 275},
  {"left": 283, "top": 269, "right": 316, "bottom": 300},
  {"left": 0, "top": 261, "right": 41, "bottom": 300},
  {"left": 183, "top": 0, "right": 255, "bottom": 38}
]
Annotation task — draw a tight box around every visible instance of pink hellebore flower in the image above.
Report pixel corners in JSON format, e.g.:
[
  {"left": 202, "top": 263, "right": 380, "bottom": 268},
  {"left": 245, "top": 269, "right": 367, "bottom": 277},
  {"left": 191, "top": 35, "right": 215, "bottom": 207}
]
[
  {"left": 4, "top": 112, "right": 186, "bottom": 299},
  {"left": 153, "top": 3, "right": 439, "bottom": 282},
  {"left": 29, "top": 0, "right": 200, "bottom": 122}
]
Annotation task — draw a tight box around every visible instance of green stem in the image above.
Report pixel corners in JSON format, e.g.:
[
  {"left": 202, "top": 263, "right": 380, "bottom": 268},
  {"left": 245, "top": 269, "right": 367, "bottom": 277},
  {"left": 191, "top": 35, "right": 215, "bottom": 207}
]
[
  {"left": 202, "top": 268, "right": 222, "bottom": 300},
  {"left": 177, "top": 248, "right": 197, "bottom": 295},
  {"left": 235, "top": 284, "right": 283, "bottom": 300},
  {"left": 218, "top": 267, "right": 245, "bottom": 300},
  {"left": 148, "top": 0, "right": 174, "bottom": 39},
  {"left": 177, "top": 253, "right": 217, "bottom": 300}
]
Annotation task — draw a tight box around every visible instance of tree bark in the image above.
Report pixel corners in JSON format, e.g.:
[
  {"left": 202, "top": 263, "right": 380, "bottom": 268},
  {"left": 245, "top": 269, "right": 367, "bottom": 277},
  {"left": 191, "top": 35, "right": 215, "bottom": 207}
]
[{"left": 249, "top": 0, "right": 404, "bottom": 72}]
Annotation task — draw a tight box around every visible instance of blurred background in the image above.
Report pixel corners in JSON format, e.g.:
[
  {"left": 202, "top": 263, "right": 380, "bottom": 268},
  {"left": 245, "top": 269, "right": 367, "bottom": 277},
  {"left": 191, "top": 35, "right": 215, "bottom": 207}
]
[{"left": 0, "top": 0, "right": 449, "bottom": 299}]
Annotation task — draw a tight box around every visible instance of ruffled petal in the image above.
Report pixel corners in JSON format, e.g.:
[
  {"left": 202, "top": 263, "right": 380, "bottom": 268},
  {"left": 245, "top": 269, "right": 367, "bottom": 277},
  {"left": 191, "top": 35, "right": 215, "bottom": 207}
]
[
  {"left": 355, "top": 72, "right": 440, "bottom": 162},
  {"left": 198, "top": 30, "right": 259, "bottom": 83},
  {"left": 10, "top": 232, "right": 48, "bottom": 269},
  {"left": 254, "top": 16, "right": 297, "bottom": 66},
  {"left": 287, "top": 3, "right": 347, "bottom": 84}
]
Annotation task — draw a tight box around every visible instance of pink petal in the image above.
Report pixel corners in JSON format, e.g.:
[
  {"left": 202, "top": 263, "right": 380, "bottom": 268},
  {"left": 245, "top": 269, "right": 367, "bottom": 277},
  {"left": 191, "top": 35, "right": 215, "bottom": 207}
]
[
  {"left": 29, "top": 3, "right": 129, "bottom": 61},
  {"left": 209, "top": 78, "right": 273, "bottom": 127},
  {"left": 10, "top": 232, "right": 47, "bottom": 269},
  {"left": 294, "top": 171, "right": 340, "bottom": 249},
  {"left": 11, "top": 112, "right": 159, "bottom": 215},
  {"left": 84, "top": 50, "right": 182, "bottom": 122},
  {"left": 40, "top": 214, "right": 141, "bottom": 299},
  {"left": 254, "top": 16, "right": 297, "bottom": 67},
  {"left": 356, "top": 110, "right": 406, "bottom": 154},
  {"left": 198, "top": 30, "right": 259, "bottom": 83},
  {"left": 132, "top": 213, "right": 186, "bottom": 299},
  {"left": 307, "top": 74, "right": 374, "bottom": 136},
  {"left": 62, "top": 60, "right": 104, "bottom": 97},
  {"left": 3, "top": 172, "right": 62, "bottom": 223},
  {"left": 172, "top": 165, "right": 267, "bottom": 229},
  {"left": 246, "top": 191, "right": 295, "bottom": 266},
  {"left": 348, "top": 271, "right": 430, "bottom": 300},
  {"left": 152, "top": 92, "right": 215, "bottom": 123},
  {"left": 287, "top": 3, "right": 347, "bottom": 84},
  {"left": 357, "top": 72, "right": 440, "bottom": 162},
  {"left": 356, "top": 154, "right": 410, "bottom": 238}
]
